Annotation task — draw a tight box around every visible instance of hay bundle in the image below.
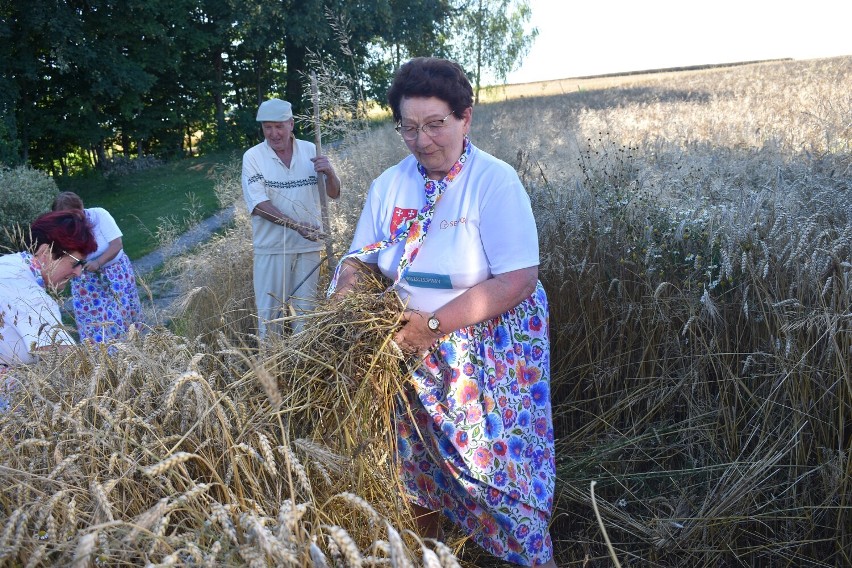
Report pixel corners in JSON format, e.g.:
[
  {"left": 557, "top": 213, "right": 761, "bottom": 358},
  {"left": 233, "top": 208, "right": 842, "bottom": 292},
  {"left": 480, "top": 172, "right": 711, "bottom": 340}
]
[{"left": 0, "top": 273, "right": 459, "bottom": 566}]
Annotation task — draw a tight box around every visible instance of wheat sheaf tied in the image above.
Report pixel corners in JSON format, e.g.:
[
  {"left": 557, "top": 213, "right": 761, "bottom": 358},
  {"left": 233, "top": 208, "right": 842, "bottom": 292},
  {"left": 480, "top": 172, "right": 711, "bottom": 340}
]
[{"left": 0, "top": 273, "right": 456, "bottom": 566}]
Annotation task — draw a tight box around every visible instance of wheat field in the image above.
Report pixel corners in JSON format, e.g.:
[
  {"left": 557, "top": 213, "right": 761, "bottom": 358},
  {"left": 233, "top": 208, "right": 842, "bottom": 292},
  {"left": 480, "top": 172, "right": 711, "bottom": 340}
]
[{"left": 2, "top": 55, "right": 850, "bottom": 566}]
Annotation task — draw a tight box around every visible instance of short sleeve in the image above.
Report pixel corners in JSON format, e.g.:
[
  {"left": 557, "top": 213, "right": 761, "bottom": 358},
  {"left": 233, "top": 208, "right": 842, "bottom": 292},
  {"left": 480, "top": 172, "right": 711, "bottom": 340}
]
[
  {"left": 241, "top": 148, "right": 269, "bottom": 213},
  {"left": 477, "top": 163, "right": 539, "bottom": 274},
  {"left": 89, "top": 208, "right": 122, "bottom": 242}
]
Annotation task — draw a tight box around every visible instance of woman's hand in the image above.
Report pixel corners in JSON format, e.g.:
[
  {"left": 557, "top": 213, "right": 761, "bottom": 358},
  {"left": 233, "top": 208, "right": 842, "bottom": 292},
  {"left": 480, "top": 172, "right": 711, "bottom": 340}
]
[
  {"left": 330, "top": 259, "right": 379, "bottom": 298},
  {"left": 394, "top": 309, "right": 441, "bottom": 356},
  {"left": 392, "top": 266, "right": 539, "bottom": 355},
  {"left": 84, "top": 237, "right": 124, "bottom": 272}
]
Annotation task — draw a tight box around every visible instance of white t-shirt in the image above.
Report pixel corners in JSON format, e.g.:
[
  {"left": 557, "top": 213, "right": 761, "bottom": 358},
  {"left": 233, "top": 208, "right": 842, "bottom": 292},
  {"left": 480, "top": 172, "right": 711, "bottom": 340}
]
[
  {"left": 242, "top": 138, "right": 322, "bottom": 254},
  {"left": 348, "top": 144, "right": 539, "bottom": 312},
  {"left": 85, "top": 207, "right": 125, "bottom": 267},
  {"left": 0, "top": 253, "right": 75, "bottom": 366}
]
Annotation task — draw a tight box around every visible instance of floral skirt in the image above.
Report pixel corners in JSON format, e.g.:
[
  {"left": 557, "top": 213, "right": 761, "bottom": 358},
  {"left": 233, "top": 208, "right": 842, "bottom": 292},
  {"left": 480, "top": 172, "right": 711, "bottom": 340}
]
[
  {"left": 71, "top": 253, "right": 142, "bottom": 343},
  {"left": 397, "top": 281, "right": 555, "bottom": 566}
]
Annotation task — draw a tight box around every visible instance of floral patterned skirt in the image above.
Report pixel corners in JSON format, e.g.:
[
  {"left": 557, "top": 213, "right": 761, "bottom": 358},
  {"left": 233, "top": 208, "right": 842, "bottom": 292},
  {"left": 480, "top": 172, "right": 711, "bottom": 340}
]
[
  {"left": 71, "top": 253, "right": 142, "bottom": 343},
  {"left": 397, "top": 281, "right": 555, "bottom": 566}
]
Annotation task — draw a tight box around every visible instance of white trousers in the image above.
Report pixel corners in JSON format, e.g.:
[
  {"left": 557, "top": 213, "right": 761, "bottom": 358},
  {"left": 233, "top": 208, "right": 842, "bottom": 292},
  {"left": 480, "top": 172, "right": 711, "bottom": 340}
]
[{"left": 253, "top": 250, "right": 321, "bottom": 337}]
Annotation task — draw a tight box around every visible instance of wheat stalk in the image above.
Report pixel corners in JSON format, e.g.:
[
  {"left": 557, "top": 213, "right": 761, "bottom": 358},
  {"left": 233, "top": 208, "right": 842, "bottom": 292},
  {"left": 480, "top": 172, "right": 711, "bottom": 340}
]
[
  {"left": 323, "top": 524, "right": 363, "bottom": 567},
  {"left": 142, "top": 452, "right": 198, "bottom": 477},
  {"left": 71, "top": 531, "right": 97, "bottom": 568}
]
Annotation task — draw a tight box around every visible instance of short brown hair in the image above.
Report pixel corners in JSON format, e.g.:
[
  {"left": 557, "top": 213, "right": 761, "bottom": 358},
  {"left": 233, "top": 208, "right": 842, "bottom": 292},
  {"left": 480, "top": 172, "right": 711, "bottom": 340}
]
[
  {"left": 387, "top": 57, "right": 474, "bottom": 123},
  {"left": 52, "top": 191, "right": 85, "bottom": 212}
]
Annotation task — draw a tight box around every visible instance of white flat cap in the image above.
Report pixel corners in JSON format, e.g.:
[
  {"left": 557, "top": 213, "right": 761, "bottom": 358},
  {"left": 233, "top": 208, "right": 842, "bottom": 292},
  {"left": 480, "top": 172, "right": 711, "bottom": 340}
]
[{"left": 256, "top": 98, "right": 293, "bottom": 122}]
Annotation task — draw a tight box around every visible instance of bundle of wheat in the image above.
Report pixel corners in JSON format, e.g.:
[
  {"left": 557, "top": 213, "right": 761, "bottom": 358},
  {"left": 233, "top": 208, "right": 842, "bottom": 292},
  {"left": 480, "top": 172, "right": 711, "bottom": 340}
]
[{"left": 0, "top": 272, "right": 460, "bottom": 567}]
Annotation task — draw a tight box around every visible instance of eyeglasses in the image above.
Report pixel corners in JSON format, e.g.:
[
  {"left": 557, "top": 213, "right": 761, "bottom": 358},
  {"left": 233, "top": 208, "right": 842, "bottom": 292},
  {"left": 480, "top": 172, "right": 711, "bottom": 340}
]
[
  {"left": 65, "top": 252, "right": 86, "bottom": 268},
  {"left": 395, "top": 112, "right": 454, "bottom": 141}
]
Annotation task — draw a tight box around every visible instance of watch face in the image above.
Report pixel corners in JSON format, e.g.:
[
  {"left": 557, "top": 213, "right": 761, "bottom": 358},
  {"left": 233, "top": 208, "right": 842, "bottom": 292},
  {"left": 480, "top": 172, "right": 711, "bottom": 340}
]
[{"left": 428, "top": 317, "right": 440, "bottom": 331}]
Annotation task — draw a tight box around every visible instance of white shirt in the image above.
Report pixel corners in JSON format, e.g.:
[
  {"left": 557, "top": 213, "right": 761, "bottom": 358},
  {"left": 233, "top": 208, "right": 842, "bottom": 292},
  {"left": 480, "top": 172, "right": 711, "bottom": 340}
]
[
  {"left": 242, "top": 138, "right": 322, "bottom": 254},
  {"left": 0, "top": 253, "right": 75, "bottom": 366},
  {"left": 86, "top": 207, "right": 125, "bottom": 267},
  {"left": 348, "top": 145, "right": 539, "bottom": 312}
]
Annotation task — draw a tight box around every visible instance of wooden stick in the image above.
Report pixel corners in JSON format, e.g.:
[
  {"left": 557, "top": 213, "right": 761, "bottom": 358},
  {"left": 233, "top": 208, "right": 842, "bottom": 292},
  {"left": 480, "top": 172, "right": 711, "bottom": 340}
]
[{"left": 311, "top": 71, "right": 335, "bottom": 270}]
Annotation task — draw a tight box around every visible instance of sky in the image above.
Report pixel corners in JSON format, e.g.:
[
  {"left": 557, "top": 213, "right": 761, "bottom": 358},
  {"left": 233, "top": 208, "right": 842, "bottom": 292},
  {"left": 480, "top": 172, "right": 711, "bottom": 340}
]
[{"left": 505, "top": 0, "right": 852, "bottom": 84}]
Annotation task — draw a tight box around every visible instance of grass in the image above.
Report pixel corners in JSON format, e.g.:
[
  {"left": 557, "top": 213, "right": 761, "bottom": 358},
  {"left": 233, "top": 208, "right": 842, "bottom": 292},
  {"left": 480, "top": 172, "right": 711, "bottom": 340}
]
[{"left": 55, "top": 150, "right": 241, "bottom": 260}]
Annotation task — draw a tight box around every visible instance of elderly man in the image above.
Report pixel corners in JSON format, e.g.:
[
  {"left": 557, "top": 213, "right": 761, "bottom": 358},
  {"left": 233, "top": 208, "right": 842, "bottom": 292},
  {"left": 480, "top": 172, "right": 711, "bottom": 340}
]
[{"left": 241, "top": 98, "right": 341, "bottom": 336}]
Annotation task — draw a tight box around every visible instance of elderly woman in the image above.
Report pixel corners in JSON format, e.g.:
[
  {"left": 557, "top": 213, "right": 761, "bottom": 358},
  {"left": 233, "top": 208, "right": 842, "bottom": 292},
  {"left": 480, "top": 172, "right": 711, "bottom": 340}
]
[
  {"left": 52, "top": 192, "right": 143, "bottom": 343},
  {"left": 0, "top": 210, "right": 97, "bottom": 408},
  {"left": 330, "top": 57, "right": 556, "bottom": 567}
]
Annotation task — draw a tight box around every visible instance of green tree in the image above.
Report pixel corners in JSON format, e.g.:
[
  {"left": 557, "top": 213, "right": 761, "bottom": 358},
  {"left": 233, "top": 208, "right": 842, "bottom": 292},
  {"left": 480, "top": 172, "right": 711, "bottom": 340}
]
[
  {"left": 450, "top": 0, "right": 538, "bottom": 102},
  {"left": 361, "top": 0, "right": 453, "bottom": 104},
  {"left": 0, "top": 3, "right": 21, "bottom": 166},
  {"left": 2, "top": 1, "right": 178, "bottom": 172},
  {"left": 0, "top": 0, "right": 455, "bottom": 171}
]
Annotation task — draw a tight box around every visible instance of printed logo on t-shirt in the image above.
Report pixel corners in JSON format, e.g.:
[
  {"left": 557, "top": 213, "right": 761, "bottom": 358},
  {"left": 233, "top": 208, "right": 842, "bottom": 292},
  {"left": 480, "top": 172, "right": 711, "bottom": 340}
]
[
  {"left": 405, "top": 272, "right": 453, "bottom": 289},
  {"left": 440, "top": 217, "right": 467, "bottom": 229},
  {"left": 391, "top": 207, "right": 418, "bottom": 234}
]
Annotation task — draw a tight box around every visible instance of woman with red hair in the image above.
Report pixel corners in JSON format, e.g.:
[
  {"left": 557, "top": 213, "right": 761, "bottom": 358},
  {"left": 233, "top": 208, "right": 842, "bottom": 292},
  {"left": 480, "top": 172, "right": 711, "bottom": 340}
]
[{"left": 0, "top": 209, "right": 96, "bottom": 367}]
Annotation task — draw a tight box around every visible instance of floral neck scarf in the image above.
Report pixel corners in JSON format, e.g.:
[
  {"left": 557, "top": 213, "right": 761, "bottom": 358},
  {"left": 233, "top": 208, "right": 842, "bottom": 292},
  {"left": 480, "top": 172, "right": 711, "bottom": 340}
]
[
  {"left": 20, "top": 251, "right": 46, "bottom": 289},
  {"left": 328, "top": 138, "right": 472, "bottom": 295}
]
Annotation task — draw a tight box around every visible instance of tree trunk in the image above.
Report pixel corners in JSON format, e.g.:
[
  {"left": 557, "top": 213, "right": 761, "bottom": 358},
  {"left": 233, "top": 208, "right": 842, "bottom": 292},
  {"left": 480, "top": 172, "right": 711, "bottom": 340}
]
[
  {"left": 284, "top": 40, "right": 307, "bottom": 121},
  {"left": 474, "top": 0, "right": 484, "bottom": 104},
  {"left": 214, "top": 49, "right": 226, "bottom": 150},
  {"left": 95, "top": 142, "right": 106, "bottom": 169},
  {"left": 254, "top": 51, "right": 267, "bottom": 108},
  {"left": 20, "top": 91, "right": 29, "bottom": 164},
  {"left": 21, "top": 131, "right": 29, "bottom": 164}
]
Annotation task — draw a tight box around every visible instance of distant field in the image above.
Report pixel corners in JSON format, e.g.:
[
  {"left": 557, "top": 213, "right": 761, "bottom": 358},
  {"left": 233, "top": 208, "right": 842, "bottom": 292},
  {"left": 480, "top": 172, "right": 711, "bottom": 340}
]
[{"left": 479, "top": 58, "right": 795, "bottom": 101}]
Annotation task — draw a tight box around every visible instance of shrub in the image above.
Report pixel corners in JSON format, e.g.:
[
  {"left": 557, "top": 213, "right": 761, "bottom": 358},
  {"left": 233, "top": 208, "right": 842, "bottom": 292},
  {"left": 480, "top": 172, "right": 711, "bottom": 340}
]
[{"left": 0, "top": 165, "right": 58, "bottom": 251}]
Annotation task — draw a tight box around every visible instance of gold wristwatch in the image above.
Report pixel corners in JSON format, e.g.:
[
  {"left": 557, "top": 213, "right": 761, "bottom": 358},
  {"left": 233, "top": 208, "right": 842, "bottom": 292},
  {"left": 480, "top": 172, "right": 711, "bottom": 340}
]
[{"left": 427, "top": 313, "right": 441, "bottom": 333}]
